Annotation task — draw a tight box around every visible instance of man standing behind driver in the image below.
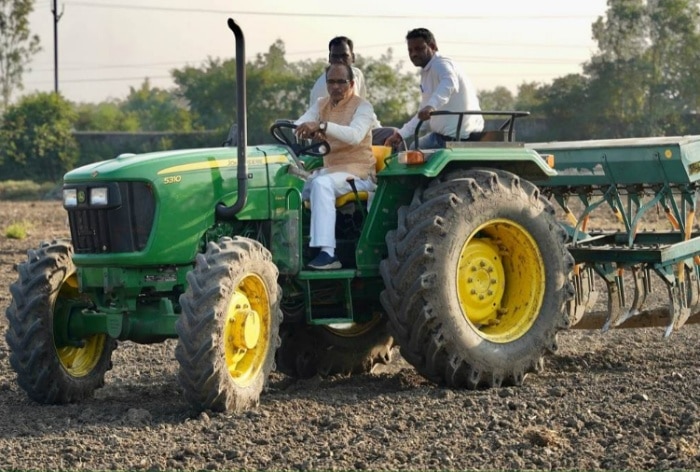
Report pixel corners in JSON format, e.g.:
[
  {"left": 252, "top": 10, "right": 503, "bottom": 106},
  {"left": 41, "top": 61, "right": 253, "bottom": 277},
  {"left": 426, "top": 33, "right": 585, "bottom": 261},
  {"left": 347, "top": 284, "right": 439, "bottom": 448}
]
[
  {"left": 310, "top": 36, "right": 395, "bottom": 147},
  {"left": 385, "top": 27, "right": 483, "bottom": 149},
  {"left": 295, "top": 63, "right": 375, "bottom": 270},
  {"left": 309, "top": 36, "right": 367, "bottom": 106}
]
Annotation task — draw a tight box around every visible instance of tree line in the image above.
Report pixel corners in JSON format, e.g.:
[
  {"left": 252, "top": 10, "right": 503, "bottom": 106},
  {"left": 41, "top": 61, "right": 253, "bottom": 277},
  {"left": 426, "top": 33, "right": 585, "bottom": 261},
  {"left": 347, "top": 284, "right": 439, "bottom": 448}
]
[{"left": 2, "top": 0, "right": 700, "bottom": 183}]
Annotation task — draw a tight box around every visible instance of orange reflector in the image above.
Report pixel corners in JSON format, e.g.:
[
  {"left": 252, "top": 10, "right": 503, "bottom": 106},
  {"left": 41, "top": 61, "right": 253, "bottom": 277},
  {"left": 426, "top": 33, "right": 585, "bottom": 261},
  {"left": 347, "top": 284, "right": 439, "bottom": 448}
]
[
  {"left": 398, "top": 150, "right": 426, "bottom": 165},
  {"left": 538, "top": 153, "right": 554, "bottom": 167}
]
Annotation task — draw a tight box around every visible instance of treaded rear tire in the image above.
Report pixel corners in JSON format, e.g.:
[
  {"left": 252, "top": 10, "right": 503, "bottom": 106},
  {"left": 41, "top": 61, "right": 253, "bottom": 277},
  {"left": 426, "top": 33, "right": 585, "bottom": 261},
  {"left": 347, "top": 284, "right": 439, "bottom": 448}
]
[{"left": 380, "top": 169, "right": 574, "bottom": 388}]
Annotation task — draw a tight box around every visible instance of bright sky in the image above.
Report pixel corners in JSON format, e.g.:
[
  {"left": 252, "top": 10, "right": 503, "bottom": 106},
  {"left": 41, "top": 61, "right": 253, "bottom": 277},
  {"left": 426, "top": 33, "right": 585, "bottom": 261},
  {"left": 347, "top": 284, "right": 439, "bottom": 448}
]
[{"left": 22, "top": 0, "right": 609, "bottom": 104}]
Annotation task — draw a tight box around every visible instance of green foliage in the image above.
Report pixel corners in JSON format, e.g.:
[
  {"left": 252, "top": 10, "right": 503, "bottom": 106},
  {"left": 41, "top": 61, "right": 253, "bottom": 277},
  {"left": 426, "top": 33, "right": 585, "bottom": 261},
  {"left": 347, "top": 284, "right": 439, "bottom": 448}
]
[
  {"left": 0, "top": 0, "right": 41, "bottom": 111},
  {"left": 246, "top": 40, "right": 310, "bottom": 143},
  {"left": 73, "top": 130, "right": 221, "bottom": 167},
  {"left": 476, "top": 0, "right": 700, "bottom": 140},
  {"left": 583, "top": 0, "right": 700, "bottom": 138},
  {"left": 591, "top": 0, "right": 648, "bottom": 62},
  {"left": 478, "top": 86, "right": 515, "bottom": 111},
  {"left": 73, "top": 82, "right": 195, "bottom": 132},
  {"left": 122, "top": 79, "right": 195, "bottom": 131},
  {"left": 514, "top": 82, "right": 544, "bottom": 115},
  {"left": 170, "top": 45, "right": 419, "bottom": 144},
  {"left": 172, "top": 57, "right": 237, "bottom": 131},
  {"left": 0, "top": 92, "right": 78, "bottom": 181},
  {"left": 9, "top": 2, "right": 700, "bottom": 175},
  {"left": 536, "top": 74, "right": 595, "bottom": 140},
  {"left": 4, "top": 220, "right": 30, "bottom": 239},
  {"left": 0, "top": 179, "right": 57, "bottom": 200},
  {"left": 74, "top": 100, "right": 140, "bottom": 131},
  {"left": 357, "top": 51, "right": 419, "bottom": 128}
]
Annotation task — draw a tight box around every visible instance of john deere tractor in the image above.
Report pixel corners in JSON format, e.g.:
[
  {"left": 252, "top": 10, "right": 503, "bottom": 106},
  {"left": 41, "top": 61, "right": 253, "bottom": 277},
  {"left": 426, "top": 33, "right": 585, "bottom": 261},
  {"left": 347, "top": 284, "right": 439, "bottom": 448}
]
[{"left": 7, "top": 19, "right": 698, "bottom": 413}]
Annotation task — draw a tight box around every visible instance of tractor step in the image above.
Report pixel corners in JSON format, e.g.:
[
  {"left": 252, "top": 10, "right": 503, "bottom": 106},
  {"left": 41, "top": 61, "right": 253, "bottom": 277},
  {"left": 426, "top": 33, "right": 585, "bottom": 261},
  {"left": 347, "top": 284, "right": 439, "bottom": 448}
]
[
  {"left": 298, "top": 269, "right": 357, "bottom": 323},
  {"left": 298, "top": 269, "right": 357, "bottom": 280}
]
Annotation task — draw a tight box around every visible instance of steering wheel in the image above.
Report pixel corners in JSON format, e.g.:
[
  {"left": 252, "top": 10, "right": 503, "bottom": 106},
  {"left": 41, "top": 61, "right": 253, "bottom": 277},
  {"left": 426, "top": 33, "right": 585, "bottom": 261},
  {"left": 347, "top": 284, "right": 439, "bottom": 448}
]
[{"left": 270, "top": 121, "right": 330, "bottom": 157}]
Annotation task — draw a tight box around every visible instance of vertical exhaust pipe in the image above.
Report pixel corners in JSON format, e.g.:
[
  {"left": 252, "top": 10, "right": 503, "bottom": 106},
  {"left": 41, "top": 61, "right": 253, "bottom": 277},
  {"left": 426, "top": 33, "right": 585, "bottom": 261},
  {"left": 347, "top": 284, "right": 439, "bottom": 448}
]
[{"left": 216, "top": 18, "right": 248, "bottom": 220}]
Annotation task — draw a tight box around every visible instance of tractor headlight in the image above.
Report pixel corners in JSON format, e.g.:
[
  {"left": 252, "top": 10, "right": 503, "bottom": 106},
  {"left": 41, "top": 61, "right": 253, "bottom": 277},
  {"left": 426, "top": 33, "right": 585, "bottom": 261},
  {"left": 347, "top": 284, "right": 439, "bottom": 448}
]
[
  {"left": 63, "top": 188, "right": 78, "bottom": 207},
  {"left": 90, "top": 187, "right": 109, "bottom": 206}
]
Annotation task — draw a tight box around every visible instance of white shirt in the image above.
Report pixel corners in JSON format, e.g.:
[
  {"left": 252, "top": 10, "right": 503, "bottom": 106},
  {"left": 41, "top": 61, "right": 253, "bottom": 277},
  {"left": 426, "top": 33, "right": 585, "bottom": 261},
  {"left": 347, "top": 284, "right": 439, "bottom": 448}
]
[
  {"left": 399, "top": 53, "right": 484, "bottom": 139},
  {"left": 295, "top": 97, "right": 375, "bottom": 145},
  {"left": 309, "top": 66, "right": 367, "bottom": 106}
]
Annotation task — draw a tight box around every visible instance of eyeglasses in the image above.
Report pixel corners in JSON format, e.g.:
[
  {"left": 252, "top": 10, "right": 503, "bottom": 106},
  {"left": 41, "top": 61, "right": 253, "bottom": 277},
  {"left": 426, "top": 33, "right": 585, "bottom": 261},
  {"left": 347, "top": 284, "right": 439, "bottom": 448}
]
[{"left": 326, "top": 79, "right": 350, "bottom": 86}]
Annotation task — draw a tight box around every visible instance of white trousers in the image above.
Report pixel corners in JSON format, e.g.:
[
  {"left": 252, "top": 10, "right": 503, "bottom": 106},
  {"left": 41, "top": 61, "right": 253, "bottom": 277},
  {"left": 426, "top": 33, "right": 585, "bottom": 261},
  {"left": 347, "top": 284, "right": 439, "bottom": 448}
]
[{"left": 302, "top": 169, "right": 376, "bottom": 249}]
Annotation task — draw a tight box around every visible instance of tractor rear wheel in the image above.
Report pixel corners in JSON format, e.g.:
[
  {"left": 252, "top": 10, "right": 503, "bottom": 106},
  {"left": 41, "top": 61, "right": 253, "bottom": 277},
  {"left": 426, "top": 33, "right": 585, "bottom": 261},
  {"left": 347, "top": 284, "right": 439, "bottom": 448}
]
[
  {"left": 380, "top": 169, "right": 574, "bottom": 388},
  {"left": 175, "top": 236, "right": 281, "bottom": 412},
  {"left": 276, "top": 315, "right": 394, "bottom": 379},
  {"left": 5, "top": 240, "right": 116, "bottom": 403}
]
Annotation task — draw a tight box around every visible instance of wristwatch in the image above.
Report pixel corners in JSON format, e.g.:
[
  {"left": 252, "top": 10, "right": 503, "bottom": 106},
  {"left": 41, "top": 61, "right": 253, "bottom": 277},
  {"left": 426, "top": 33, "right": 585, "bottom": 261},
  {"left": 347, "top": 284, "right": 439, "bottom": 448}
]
[{"left": 319, "top": 121, "right": 327, "bottom": 132}]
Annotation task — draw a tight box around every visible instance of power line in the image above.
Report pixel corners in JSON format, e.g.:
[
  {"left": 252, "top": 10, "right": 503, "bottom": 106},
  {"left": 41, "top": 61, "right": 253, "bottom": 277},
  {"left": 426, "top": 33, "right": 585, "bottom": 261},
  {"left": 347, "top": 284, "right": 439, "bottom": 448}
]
[
  {"left": 452, "top": 56, "right": 588, "bottom": 65},
  {"left": 24, "top": 52, "right": 593, "bottom": 88},
  {"left": 25, "top": 2, "right": 599, "bottom": 89},
  {"left": 26, "top": 57, "right": 590, "bottom": 86},
  {"left": 440, "top": 40, "right": 594, "bottom": 50},
  {"left": 27, "top": 36, "right": 597, "bottom": 72},
  {"left": 26, "top": 69, "right": 587, "bottom": 89},
  {"left": 286, "top": 40, "right": 595, "bottom": 57},
  {"left": 29, "top": 52, "right": 586, "bottom": 74},
  {"left": 27, "top": 75, "right": 172, "bottom": 84},
  {"left": 66, "top": 1, "right": 598, "bottom": 20},
  {"left": 32, "top": 61, "right": 203, "bottom": 72}
]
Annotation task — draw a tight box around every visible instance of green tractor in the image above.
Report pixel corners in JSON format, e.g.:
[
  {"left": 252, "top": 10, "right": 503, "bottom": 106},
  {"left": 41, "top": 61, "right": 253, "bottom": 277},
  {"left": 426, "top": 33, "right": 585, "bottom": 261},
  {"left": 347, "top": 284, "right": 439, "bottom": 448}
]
[{"left": 7, "top": 19, "right": 697, "bottom": 413}]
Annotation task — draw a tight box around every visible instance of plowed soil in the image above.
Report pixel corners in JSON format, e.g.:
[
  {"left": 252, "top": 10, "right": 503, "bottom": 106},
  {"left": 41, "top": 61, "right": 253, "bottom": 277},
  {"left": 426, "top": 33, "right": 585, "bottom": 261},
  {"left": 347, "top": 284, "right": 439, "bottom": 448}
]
[{"left": 0, "top": 200, "right": 698, "bottom": 471}]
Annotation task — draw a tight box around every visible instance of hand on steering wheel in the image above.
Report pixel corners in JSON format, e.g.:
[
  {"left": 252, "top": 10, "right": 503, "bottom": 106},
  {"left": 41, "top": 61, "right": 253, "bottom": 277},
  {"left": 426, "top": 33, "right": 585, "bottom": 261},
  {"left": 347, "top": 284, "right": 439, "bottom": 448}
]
[{"left": 270, "top": 120, "right": 330, "bottom": 157}]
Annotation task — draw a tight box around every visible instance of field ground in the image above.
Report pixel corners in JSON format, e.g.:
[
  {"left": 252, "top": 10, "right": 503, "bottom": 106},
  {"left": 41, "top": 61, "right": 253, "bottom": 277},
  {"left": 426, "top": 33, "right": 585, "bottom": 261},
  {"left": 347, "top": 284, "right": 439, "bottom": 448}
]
[{"left": 0, "top": 200, "right": 698, "bottom": 470}]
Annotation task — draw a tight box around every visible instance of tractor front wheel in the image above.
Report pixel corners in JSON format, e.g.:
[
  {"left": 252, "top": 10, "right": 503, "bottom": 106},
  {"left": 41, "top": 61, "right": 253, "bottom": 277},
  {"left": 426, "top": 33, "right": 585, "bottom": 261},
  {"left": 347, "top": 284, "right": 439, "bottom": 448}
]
[
  {"left": 175, "top": 237, "right": 282, "bottom": 412},
  {"left": 380, "top": 169, "right": 574, "bottom": 388},
  {"left": 5, "top": 240, "right": 116, "bottom": 404}
]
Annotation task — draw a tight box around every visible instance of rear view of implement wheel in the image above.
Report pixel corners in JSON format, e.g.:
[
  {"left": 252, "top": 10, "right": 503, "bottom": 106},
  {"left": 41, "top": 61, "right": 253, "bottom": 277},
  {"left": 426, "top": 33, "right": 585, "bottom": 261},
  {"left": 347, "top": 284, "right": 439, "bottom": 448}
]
[
  {"left": 276, "top": 314, "right": 394, "bottom": 379},
  {"left": 5, "top": 240, "right": 116, "bottom": 403},
  {"left": 176, "top": 236, "right": 282, "bottom": 412},
  {"left": 380, "top": 169, "right": 574, "bottom": 388}
]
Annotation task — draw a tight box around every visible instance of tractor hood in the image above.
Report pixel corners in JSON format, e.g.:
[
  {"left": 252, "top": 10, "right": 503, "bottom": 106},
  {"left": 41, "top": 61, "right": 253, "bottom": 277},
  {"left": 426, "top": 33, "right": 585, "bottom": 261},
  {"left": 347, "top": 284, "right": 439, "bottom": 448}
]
[
  {"left": 64, "top": 145, "right": 292, "bottom": 183},
  {"left": 62, "top": 144, "right": 301, "bottom": 266}
]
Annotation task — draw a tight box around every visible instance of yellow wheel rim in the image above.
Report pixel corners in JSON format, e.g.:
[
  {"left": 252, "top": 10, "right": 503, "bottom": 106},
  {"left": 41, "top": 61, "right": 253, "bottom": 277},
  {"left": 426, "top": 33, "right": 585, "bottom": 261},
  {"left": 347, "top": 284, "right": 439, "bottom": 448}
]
[
  {"left": 54, "top": 274, "right": 106, "bottom": 377},
  {"left": 223, "top": 274, "right": 271, "bottom": 387},
  {"left": 457, "top": 219, "right": 545, "bottom": 343}
]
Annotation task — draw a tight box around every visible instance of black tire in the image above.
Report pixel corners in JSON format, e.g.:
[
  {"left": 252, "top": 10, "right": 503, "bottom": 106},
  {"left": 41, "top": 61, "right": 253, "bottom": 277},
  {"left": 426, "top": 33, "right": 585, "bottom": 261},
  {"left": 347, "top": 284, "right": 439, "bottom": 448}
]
[
  {"left": 5, "top": 240, "right": 116, "bottom": 403},
  {"left": 380, "top": 169, "right": 574, "bottom": 388},
  {"left": 275, "top": 315, "right": 394, "bottom": 379},
  {"left": 175, "top": 236, "right": 282, "bottom": 412}
]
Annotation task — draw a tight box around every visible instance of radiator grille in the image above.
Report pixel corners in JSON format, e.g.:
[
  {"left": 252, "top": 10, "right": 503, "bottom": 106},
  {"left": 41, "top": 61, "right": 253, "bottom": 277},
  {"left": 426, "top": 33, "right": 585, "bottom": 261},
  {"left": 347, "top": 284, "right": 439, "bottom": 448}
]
[{"left": 66, "top": 182, "right": 155, "bottom": 254}]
